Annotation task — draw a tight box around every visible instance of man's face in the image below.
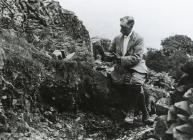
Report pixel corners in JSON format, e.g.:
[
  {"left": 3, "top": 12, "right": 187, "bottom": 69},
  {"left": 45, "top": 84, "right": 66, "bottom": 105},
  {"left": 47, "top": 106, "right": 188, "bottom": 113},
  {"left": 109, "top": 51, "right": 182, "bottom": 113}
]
[{"left": 120, "top": 23, "right": 133, "bottom": 36}]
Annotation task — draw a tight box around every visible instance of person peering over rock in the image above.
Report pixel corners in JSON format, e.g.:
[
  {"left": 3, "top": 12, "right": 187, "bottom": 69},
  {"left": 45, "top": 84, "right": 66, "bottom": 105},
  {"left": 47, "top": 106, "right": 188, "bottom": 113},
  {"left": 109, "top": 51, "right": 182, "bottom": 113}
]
[
  {"left": 109, "top": 16, "right": 153, "bottom": 124},
  {"left": 92, "top": 40, "right": 105, "bottom": 61}
]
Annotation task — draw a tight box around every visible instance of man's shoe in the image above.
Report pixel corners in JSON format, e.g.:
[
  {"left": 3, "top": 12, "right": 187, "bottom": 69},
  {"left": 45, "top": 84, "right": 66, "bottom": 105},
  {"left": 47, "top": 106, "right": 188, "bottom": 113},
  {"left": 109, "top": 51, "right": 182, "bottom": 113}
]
[
  {"left": 142, "top": 114, "right": 154, "bottom": 125},
  {"left": 124, "top": 112, "right": 134, "bottom": 124}
]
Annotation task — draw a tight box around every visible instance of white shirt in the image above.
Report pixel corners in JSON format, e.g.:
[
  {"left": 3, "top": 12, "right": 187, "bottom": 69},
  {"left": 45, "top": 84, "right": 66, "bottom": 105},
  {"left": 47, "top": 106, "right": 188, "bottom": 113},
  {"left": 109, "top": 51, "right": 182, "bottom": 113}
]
[{"left": 123, "top": 32, "right": 132, "bottom": 56}]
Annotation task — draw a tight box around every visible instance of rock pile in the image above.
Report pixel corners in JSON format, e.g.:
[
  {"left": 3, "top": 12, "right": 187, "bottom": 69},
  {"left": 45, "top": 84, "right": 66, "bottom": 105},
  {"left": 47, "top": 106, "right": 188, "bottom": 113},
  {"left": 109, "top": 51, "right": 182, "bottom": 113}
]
[
  {"left": 0, "top": 0, "right": 90, "bottom": 54},
  {"left": 154, "top": 59, "right": 193, "bottom": 140}
]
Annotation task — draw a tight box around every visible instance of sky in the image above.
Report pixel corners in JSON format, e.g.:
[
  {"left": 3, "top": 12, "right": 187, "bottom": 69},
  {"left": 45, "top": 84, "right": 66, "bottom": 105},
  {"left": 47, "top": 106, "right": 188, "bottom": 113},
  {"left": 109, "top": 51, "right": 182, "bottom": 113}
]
[{"left": 58, "top": 0, "right": 193, "bottom": 49}]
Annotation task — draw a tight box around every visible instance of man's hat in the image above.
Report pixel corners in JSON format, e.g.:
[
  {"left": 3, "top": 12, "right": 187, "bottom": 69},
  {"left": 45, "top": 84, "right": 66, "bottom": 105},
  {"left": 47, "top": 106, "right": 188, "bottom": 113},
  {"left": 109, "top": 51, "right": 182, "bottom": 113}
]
[{"left": 120, "top": 16, "right": 134, "bottom": 27}]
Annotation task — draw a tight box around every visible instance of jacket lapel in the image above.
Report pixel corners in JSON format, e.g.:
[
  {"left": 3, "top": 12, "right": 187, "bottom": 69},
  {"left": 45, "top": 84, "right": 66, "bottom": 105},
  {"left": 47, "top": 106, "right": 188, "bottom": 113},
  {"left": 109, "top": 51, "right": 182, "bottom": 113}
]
[
  {"left": 125, "top": 32, "right": 134, "bottom": 56},
  {"left": 118, "top": 35, "right": 124, "bottom": 56}
]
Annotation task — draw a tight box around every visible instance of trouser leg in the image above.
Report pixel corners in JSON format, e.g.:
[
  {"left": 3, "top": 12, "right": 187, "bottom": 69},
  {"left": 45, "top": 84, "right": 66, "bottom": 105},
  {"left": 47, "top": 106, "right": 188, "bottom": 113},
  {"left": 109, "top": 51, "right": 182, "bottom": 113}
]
[
  {"left": 123, "top": 84, "right": 141, "bottom": 124},
  {"left": 126, "top": 84, "right": 141, "bottom": 111},
  {"left": 137, "top": 87, "right": 149, "bottom": 117},
  {"left": 128, "top": 72, "right": 150, "bottom": 120}
]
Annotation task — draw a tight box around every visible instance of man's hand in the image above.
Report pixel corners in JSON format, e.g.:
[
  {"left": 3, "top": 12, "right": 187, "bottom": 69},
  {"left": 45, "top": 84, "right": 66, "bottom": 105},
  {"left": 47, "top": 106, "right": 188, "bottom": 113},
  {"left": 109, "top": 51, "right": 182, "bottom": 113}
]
[{"left": 112, "top": 52, "right": 121, "bottom": 64}]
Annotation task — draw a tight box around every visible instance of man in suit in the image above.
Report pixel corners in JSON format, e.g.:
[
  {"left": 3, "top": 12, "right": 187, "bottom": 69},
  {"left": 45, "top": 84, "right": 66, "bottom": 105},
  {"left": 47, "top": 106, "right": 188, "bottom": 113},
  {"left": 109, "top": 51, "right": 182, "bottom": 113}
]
[{"left": 110, "top": 16, "right": 152, "bottom": 124}]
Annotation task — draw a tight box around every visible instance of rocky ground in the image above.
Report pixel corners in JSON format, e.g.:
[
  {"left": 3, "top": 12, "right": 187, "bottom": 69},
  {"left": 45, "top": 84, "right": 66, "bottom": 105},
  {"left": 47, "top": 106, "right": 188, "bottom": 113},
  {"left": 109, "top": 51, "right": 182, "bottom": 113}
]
[{"left": 0, "top": 110, "right": 155, "bottom": 140}]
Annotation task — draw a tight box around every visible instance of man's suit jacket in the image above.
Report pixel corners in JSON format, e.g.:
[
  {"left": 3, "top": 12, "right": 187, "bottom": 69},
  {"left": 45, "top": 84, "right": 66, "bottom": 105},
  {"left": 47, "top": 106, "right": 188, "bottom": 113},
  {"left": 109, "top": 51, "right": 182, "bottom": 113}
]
[{"left": 110, "top": 31, "right": 147, "bottom": 74}]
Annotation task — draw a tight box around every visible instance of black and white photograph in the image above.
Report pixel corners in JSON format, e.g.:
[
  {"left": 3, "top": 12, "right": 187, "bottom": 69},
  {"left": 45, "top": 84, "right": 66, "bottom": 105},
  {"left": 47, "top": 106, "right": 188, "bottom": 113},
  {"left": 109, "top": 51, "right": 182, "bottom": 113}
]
[{"left": 0, "top": 0, "right": 193, "bottom": 139}]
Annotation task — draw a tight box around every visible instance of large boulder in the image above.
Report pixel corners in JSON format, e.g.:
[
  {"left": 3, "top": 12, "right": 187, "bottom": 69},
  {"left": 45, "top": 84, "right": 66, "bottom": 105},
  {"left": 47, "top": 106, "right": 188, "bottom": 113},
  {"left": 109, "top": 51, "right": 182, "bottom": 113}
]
[
  {"left": 38, "top": 61, "right": 126, "bottom": 120},
  {"left": 156, "top": 97, "right": 171, "bottom": 115}
]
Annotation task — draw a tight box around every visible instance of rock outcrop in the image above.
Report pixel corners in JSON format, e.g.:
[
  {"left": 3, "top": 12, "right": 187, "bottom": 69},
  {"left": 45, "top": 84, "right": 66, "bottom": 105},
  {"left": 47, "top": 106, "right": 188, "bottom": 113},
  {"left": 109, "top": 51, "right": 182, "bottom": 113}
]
[
  {"left": 0, "top": 0, "right": 90, "bottom": 54},
  {"left": 0, "top": 0, "right": 93, "bottom": 135}
]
